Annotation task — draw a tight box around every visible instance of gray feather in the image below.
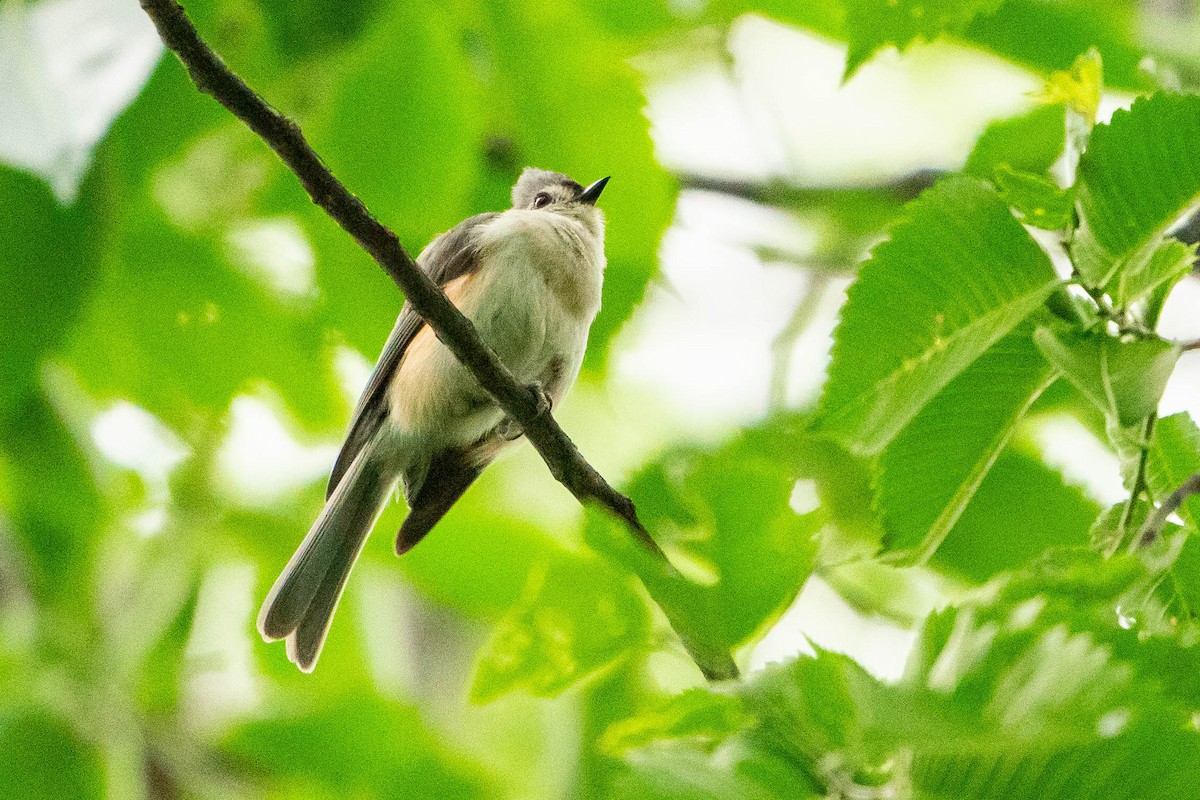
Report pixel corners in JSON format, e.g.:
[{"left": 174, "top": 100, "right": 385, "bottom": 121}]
[
  {"left": 326, "top": 212, "right": 499, "bottom": 499},
  {"left": 259, "top": 441, "right": 395, "bottom": 672}
]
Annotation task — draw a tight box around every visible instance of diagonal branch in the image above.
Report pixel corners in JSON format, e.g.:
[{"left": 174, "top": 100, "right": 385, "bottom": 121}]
[
  {"left": 138, "top": 0, "right": 737, "bottom": 680},
  {"left": 1135, "top": 472, "right": 1200, "bottom": 550}
]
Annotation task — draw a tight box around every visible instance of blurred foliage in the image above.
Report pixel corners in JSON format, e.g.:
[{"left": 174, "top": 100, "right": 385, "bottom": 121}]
[{"left": 4, "top": 0, "right": 1200, "bottom": 798}]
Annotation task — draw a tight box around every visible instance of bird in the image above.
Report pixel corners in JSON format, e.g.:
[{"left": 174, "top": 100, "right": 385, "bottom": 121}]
[{"left": 256, "top": 167, "right": 609, "bottom": 672}]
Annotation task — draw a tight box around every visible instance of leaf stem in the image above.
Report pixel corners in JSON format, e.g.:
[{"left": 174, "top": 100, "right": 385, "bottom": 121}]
[
  {"left": 1111, "top": 414, "right": 1157, "bottom": 557},
  {"left": 769, "top": 272, "right": 832, "bottom": 411}
]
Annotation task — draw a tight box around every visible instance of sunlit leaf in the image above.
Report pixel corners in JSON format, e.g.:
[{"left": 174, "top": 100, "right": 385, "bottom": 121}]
[
  {"left": 994, "top": 165, "right": 1075, "bottom": 229},
  {"left": 963, "top": 103, "right": 1067, "bottom": 182},
  {"left": 1146, "top": 413, "right": 1200, "bottom": 530},
  {"left": 601, "top": 689, "right": 750, "bottom": 754},
  {"left": 1036, "top": 48, "right": 1103, "bottom": 122},
  {"left": 1110, "top": 238, "right": 1195, "bottom": 311},
  {"left": 842, "top": 0, "right": 1005, "bottom": 79},
  {"left": 1033, "top": 327, "right": 1179, "bottom": 426},
  {"left": 933, "top": 449, "right": 1098, "bottom": 581},
  {"left": 1073, "top": 93, "right": 1200, "bottom": 287},
  {"left": 471, "top": 554, "right": 648, "bottom": 703},
  {"left": 874, "top": 332, "right": 1057, "bottom": 562},
  {"left": 963, "top": 1, "right": 1144, "bottom": 91},
  {"left": 612, "top": 737, "right": 818, "bottom": 800},
  {"left": 587, "top": 430, "right": 819, "bottom": 674},
  {"left": 814, "top": 176, "right": 1059, "bottom": 453}
]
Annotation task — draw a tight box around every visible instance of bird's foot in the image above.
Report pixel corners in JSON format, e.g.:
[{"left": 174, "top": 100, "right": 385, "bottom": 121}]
[{"left": 527, "top": 382, "right": 553, "bottom": 417}]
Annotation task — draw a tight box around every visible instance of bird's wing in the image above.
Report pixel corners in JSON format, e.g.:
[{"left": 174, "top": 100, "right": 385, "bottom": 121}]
[{"left": 325, "top": 212, "right": 500, "bottom": 498}]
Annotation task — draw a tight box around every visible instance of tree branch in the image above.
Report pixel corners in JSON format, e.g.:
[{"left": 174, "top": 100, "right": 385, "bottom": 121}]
[
  {"left": 678, "top": 169, "right": 943, "bottom": 209},
  {"left": 139, "top": 0, "right": 736, "bottom": 680},
  {"left": 1135, "top": 472, "right": 1200, "bottom": 550}
]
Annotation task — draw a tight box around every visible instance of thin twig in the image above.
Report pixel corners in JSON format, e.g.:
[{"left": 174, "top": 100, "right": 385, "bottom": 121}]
[
  {"left": 1179, "top": 338, "right": 1200, "bottom": 353},
  {"left": 1135, "top": 472, "right": 1200, "bottom": 550},
  {"left": 1110, "top": 415, "right": 1157, "bottom": 557},
  {"left": 678, "top": 169, "right": 942, "bottom": 210},
  {"left": 138, "top": 0, "right": 736, "bottom": 680},
  {"left": 769, "top": 272, "right": 832, "bottom": 411}
]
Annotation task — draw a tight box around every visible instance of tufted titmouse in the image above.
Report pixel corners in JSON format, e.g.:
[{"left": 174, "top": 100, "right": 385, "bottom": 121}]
[{"left": 257, "top": 168, "right": 609, "bottom": 672}]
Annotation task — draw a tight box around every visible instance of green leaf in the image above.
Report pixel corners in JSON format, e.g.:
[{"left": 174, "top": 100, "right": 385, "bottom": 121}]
[
  {"left": 963, "top": 1, "right": 1145, "bottom": 92},
  {"left": 601, "top": 689, "right": 750, "bottom": 754},
  {"left": 742, "top": 649, "right": 880, "bottom": 764},
  {"left": 1111, "top": 238, "right": 1196, "bottom": 310},
  {"left": 471, "top": 554, "right": 648, "bottom": 704},
  {"left": 994, "top": 165, "right": 1076, "bottom": 229},
  {"left": 1036, "top": 48, "right": 1104, "bottom": 122},
  {"left": 1147, "top": 413, "right": 1200, "bottom": 530},
  {"left": 311, "top": 2, "right": 485, "bottom": 250},
  {"left": 0, "top": 166, "right": 99, "bottom": 419},
  {"left": 1073, "top": 93, "right": 1200, "bottom": 287},
  {"left": 0, "top": 393, "right": 102, "bottom": 607},
  {"left": 258, "top": 0, "right": 387, "bottom": 60},
  {"left": 875, "top": 332, "right": 1057, "bottom": 562},
  {"left": 963, "top": 103, "right": 1067, "bottom": 182},
  {"left": 814, "top": 176, "right": 1059, "bottom": 454},
  {"left": 586, "top": 430, "right": 819, "bottom": 670},
  {"left": 0, "top": 714, "right": 103, "bottom": 800},
  {"left": 222, "top": 691, "right": 492, "bottom": 797},
  {"left": 933, "top": 448, "right": 1098, "bottom": 581},
  {"left": 612, "top": 738, "right": 818, "bottom": 800},
  {"left": 842, "top": 0, "right": 1005, "bottom": 78},
  {"left": 64, "top": 166, "right": 343, "bottom": 432},
  {"left": 1033, "top": 328, "right": 1179, "bottom": 426}
]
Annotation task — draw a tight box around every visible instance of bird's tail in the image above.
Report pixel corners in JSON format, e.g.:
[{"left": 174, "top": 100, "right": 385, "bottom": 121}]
[{"left": 257, "top": 439, "right": 395, "bottom": 672}]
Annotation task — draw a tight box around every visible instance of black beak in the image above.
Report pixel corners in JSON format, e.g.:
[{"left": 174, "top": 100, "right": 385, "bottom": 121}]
[{"left": 577, "top": 176, "right": 609, "bottom": 205}]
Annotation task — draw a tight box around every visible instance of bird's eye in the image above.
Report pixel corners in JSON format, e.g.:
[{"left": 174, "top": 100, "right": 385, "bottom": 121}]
[{"left": 533, "top": 192, "right": 552, "bottom": 209}]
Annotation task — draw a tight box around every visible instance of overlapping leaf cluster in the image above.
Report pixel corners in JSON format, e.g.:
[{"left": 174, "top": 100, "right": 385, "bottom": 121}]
[{"left": 612, "top": 53, "right": 1200, "bottom": 798}]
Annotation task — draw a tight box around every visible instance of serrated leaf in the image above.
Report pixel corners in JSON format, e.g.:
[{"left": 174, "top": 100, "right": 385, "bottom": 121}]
[
  {"left": 585, "top": 430, "right": 819, "bottom": 672},
  {"left": 1073, "top": 93, "right": 1200, "bottom": 287},
  {"left": 994, "top": 165, "right": 1076, "bottom": 229},
  {"left": 842, "top": 0, "right": 1005, "bottom": 78},
  {"left": 933, "top": 448, "right": 1098, "bottom": 582},
  {"left": 815, "top": 176, "right": 1059, "bottom": 454},
  {"left": 964, "top": 103, "right": 1067, "bottom": 182},
  {"left": 1146, "top": 413, "right": 1200, "bottom": 530},
  {"left": 1036, "top": 48, "right": 1104, "bottom": 122},
  {"left": 742, "top": 649, "right": 879, "bottom": 762},
  {"left": 471, "top": 555, "right": 647, "bottom": 704},
  {"left": 875, "top": 333, "right": 1057, "bottom": 562},
  {"left": 1033, "top": 328, "right": 1179, "bottom": 426},
  {"left": 612, "top": 738, "right": 818, "bottom": 800},
  {"left": 1111, "top": 239, "right": 1196, "bottom": 310}
]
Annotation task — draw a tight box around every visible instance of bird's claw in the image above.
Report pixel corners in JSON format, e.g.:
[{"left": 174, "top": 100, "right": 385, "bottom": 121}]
[{"left": 527, "top": 382, "right": 553, "bottom": 417}]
